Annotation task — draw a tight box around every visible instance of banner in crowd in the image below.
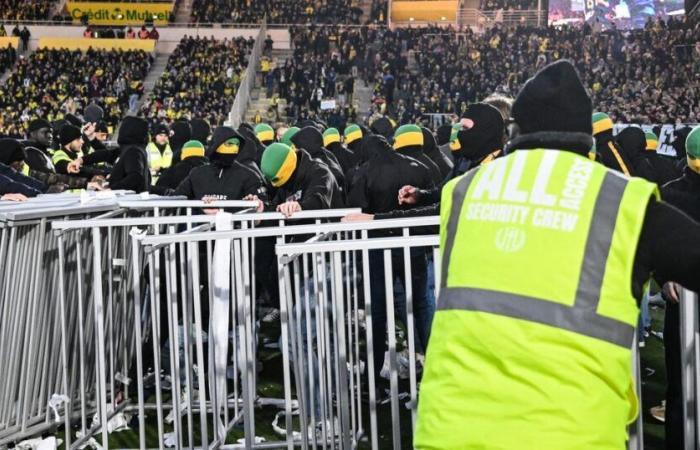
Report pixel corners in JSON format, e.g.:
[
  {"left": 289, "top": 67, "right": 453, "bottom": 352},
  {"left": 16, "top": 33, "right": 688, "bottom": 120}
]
[
  {"left": 66, "top": 2, "right": 173, "bottom": 25},
  {"left": 614, "top": 123, "right": 697, "bottom": 156},
  {"left": 391, "top": 0, "right": 458, "bottom": 22},
  {"left": 38, "top": 37, "right": 157, "bottom": 52},
  {"left": 0, "top": 37, "right": 19, "bottom": 49}
]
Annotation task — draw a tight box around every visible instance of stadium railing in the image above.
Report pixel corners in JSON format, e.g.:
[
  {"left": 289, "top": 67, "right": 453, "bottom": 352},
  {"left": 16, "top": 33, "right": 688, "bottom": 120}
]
[
  {"left": 457, "top": 8, "right": 546, "bottom": 27},
  {"left": 0, "top": 192, "right": 698, "bottom": 448},
  {"left": 227, "top": 18, "right": 267, "bottom": 128}
]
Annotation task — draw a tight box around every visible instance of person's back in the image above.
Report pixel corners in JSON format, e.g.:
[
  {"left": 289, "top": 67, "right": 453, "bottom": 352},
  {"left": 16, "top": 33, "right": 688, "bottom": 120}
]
[
  {"left": 290, "top": 126, "right": 345, "bottom": 193},
  {"left": 392, "top": 124, "right": 443, "bottom": 185},
  {"left": 348, "top": 134, "right": 433, "bottom": 215},
  {"left": 415, "top": 60, "right": 700, "bottom": 450}
]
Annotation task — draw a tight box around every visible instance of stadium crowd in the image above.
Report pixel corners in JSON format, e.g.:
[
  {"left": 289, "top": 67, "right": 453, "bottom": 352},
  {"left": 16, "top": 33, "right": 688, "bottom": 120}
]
[
  {"left": 0, "top": 48, "right": 152, "bottom": 138},
  {"left": 141, "top": 35, "right": 253, "bottom": 129},
  {"left": 191, "top": 0, "right": 363, "bottom": 24},
  {"left": 365, "top": 18, "right": 700, "bottom": 125},
  {"left": 480, "top": 0, "right": 539, "bottom": 11},
  {"left": 0, "top": 0, "right": 55, "bottom": 21}
]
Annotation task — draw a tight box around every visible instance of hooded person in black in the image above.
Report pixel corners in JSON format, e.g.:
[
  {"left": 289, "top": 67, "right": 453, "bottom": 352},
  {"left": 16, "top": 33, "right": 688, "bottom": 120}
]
[
  {"left": 322, "top": 128, "right": 356, "bottom": 178},
  {"left": 0, "top": 138, "right": 47, "bottom": 196},
  {"left": 347, "top": 103, "right": 505, "bottom": 221},
  {"left": 169, "top": 120, "right": 192, "bottom": 164},
  {"left": 290, "top": 126, "right": 345, "bottom": 193},
  {"left": 392, "top": 124, "right": 443, "bottom": 186},
  {"left": 642, "top": 130, "right": 681, "bottom": 186},
  {"left": 174, "top": 126, "right": 267, "bottom": 202},
  {"left": 259, "top": 142, "right": 344, "bottom": 215},
  {"left": 422, "top": 126, "right": 452, "bottom": 180},
  {"left": 592, "top": 111, "right": 636, "bottom": 177},
  {"left": 236, "top": 125, "right": 266, "bottom": 167},
  {"left": 190, "top": 118, "right": 211, "bottom": 146},
  {"left": 615, "top": 126, "right": 657, "bottom": 182},
  {"left": 151, "top": 140, "right": 208, "bottom": 194},
  {"left": 107, "top": 116, "right": 151, "bottom": 191},
  {"left": 346, "top": 134, "right": 435, "bottom": 379}
]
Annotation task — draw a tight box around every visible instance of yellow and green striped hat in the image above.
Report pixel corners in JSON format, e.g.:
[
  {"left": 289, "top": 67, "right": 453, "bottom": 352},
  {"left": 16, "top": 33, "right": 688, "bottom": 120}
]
[
  {"left": 261, "top": 143, "right": 297, "bottom": 187},
  {"left": 280, "top": 127, "right": 299, "bottom": 146},
  {"left": 343, "top": 124, "right": 363, "bottom": 145},
  {"left": 393, "top": 124, "right": 424, "bottom": 150},
  {"left": 216, "top": 137, "right": 240, "bottom": 155},
  {"left": 323, "top": 128, "right": 341, "bottom": 147},
  {"left": 592, "top": 112, "right": 613, "bottom": 135},
  {"left": 644, "top": 131, "right": 658, "bottom": 152},
  {"left": 181, "top": 140, "right": 205, "bottom": 159},
  {"left": 449, "top": 123, "right": 462, "bottom": 152},
  {"left": 255, "top": 123, "right": 275, "bottom": 144},
  {"left": 686, "top": 126, "right": 700, "bottom": 174}
]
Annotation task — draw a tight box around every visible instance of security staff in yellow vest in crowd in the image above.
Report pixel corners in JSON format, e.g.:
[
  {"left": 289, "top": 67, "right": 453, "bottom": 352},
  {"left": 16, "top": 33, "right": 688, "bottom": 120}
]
[
  {"left": 414, "top": 60, "right": 700, "bottom": 450},
  {"left": 146, "top": 123, "right": 173, "bottom": 183}
]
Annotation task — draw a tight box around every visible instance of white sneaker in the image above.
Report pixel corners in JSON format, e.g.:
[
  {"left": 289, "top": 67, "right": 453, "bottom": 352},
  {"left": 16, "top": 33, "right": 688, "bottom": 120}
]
[{"left": 262, "top": 308, "right": 280, "bottom": 323}]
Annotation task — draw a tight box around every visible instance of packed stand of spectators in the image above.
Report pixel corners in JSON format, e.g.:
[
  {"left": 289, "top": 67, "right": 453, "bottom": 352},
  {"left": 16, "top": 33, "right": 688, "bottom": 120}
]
[
  {"left": 372, "top": 18, "right": 700, "bottom": 126},
  {"left": 0, "top": 0, "right": 56, "bottom": 21},
  {"left": 262, "top": 27, "right": 408, "bottom": 128},
  {"left": 0, "top": 48, "right": 152, "bottom": 138},
  {"left": 480, "top": 0, "right": 539, "bottom": 11},
  {"left": 141, "top": 35, "right": 253, "bottom": 129},
  {"left": 191, "top": 0, "right": 362, "bottom": 24}
]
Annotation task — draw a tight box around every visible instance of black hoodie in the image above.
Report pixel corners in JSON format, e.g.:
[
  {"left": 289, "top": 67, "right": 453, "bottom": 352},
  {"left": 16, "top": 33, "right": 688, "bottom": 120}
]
[
  {"left": 422, "top": 127, "right": 452, "bottom": 180},
  {"left": 107, "top": 116, "right": 151, "bottom": 192},
  {"left": 348, "top": 135, "right": 434, "bottom": 218},
  {"left": 290, "top": 126, "right": 345, "bottom": 191},
  {"left": 174, "top": 127, "right": 267, "bottom": 201}
]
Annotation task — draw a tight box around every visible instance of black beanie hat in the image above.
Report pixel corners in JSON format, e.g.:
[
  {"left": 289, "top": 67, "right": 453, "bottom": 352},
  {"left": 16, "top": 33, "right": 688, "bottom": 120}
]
[
  {"left": 59, "top": 124, "right": 82, "bottom": 146},
  {"left": 512, "top": 60, "right": 592, "bottom": 135},
  {"left": 153, "top": 123, "right": 169, "bottom": 136},
  {"left": 616, "top": 126, "right": 646, "bottom": 156},
  {"left": 370, "top": 117, "right": 395, "bottom": 142},
  {"left": 0, "top": 138, "right": 26, "bottom": 165},
  {"left": 27, "top": 118, "right": 51, "bottom": 135},
  {"left": 117, "top": 116, "right": 149, "bottom": 146},
  {"left": 190, "top": 118, "right": 211, "bottom": 144}
]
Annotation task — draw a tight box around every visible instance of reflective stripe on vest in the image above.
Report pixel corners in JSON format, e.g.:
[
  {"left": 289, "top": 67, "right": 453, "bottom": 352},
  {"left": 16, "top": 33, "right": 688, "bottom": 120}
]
[{"left": 439, "top": 155, "right": 633, "bottom": 348}]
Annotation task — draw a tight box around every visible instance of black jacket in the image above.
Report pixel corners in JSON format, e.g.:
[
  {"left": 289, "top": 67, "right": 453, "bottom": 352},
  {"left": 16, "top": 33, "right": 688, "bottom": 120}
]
[
  {"left": 616, "top": 127, "right": 680, "bottom": 186},
  {"left": 175, "top": 159, "right": 267, "bottom": 201},
  {"left": 396, "top": 144, "right": 444, "bottom": 186},
  {"left": 662, "top": 167, "right": 700, "bottom": 222},
  {"left": 291, "top": 127, "right": 345, "bottom": 192},
  {"left": 422, "top": 127, "right": 453, "bottom": 180},
  {"left": 595, "top": 131, "right": 636, "bottom": 177},
  {"left": 348, "top": 135, "right": 434, "bottom": 216},
  {"left": 326, "top": 141, "right": 357, "bottom": 177},
  {"left": 153, "top": 156, "right": 207, "bottom": 193},
  {"left": 0, "top": 163, "right": 44, "bottom": 196},
  {"left": 269, "top": 148, "right": 343, "bottom": 210},
  {"left": 108, "top": 145, "right": 150, "bottom": 192}
]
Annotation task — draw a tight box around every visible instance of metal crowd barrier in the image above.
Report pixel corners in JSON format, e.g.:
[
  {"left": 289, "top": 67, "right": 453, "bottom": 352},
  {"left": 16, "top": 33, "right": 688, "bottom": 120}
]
[{"left": 1, "top": 194, "right": 698, "bottom": 449}]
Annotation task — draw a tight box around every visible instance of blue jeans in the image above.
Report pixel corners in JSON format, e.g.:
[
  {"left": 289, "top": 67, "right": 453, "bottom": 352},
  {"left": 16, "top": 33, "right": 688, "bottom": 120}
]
[{"left": 368, "top": 248, "right": 433, "bottom": 379}]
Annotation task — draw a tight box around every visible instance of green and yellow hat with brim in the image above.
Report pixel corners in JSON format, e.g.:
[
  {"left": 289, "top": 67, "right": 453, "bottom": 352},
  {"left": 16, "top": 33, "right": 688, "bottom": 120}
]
[
  {"left": 323, "top": 128, "right": 341, "bottom": 147},
  {"left": 216, "top": 137, "right": 240, "bottom": 155},
  {"left": 261, "top": 143, "right": 297, "bottom": 187},
  {"left": 449, "top": 124, "right": 462, "bottom": 152},
  {"left": 280, "top": 127, "right": 300, "bottom": 146},
  {"left": 255, "top": 123, "right": 275, "bottom": 143},
  {"left": 181, "top": 140, "right": 205, "bottom": 159},
  {"left": 592, "top": 112, "right": 613, "bottom": 136},
  {"left": 645, "top": 131, "right": 659, "bottom": 152},
  {"left": 343, "top": 124, "right": 363, "bottom": 145},
  {"left": 686, "top": 126, "right": 700, "bottom": 174},
  {"left": 393, "top": 124, "right": 424, "bottom": 151}
]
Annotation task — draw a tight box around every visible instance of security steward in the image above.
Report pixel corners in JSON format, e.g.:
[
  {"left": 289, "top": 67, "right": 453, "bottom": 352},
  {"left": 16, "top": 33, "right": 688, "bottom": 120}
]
[
  {"left": 415, "top": 60, "right": 700, "bottom": 450},
  {"left": 146, "top": 123, "right": 173, "bottom": 183}
]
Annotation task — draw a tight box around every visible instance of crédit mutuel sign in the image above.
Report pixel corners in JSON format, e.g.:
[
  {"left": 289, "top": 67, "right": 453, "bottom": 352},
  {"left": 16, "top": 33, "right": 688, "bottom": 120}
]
[{"left": 67, "top": 2, "right": 173, "bottom": 25}]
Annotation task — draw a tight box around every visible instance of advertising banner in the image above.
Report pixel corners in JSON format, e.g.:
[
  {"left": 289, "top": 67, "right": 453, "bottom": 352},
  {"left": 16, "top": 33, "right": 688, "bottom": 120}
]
[{"left": 66, "top": 2, "right": 173, "bottom": 25}]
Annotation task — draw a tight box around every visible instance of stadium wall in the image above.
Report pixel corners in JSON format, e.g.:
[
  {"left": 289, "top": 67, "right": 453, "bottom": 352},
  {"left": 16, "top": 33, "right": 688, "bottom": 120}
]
[{"left": 22, "top": 26, "right": 290, "bottom": 52}]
